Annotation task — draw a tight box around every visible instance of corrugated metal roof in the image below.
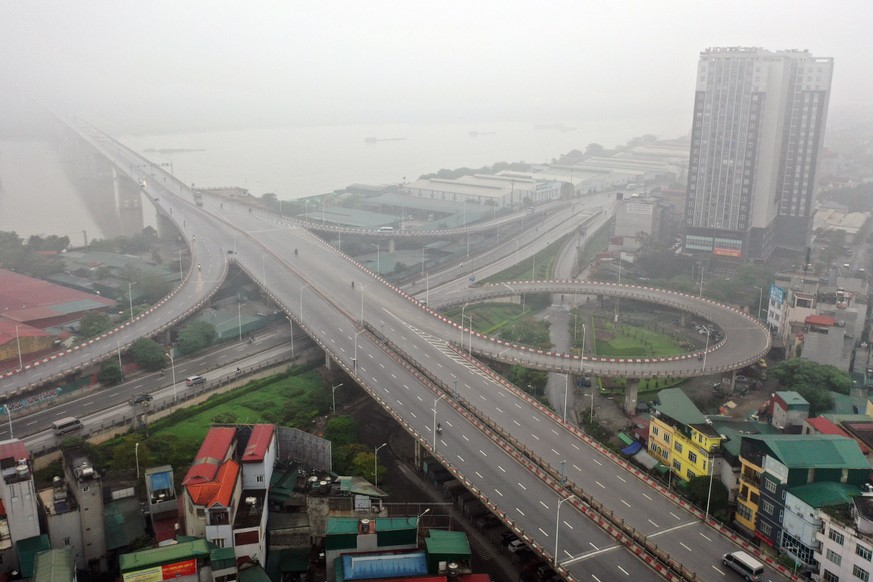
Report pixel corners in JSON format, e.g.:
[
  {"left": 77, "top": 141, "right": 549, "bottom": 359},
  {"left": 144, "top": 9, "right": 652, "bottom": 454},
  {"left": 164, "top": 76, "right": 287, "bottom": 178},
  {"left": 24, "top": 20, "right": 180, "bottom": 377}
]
[
  {"left": 238, "top": 564, "right": 272, "bottom": 582},
  {"left": 805, "top": 417, "right": 846, "bottom": 436},
  {"left": 183, "top": 427, "right": 236, "bottom": 485},
  {"left": 775, "top": 391, "right": 809, "bottom": 407},
  {"left": 119, "top": 538, "right": 212, "bottom": 572},
  {"left": 654, "top": 388, "right": 706, "bottom": 426},
  {"left": 0, "top": 268, "right": 116, "bottom": 324},
  {"left": 424, "top": 530, "right": 472, "bottom": 557},
  {"left": 104, "top": 497, "right": 146, "bottom": 550},
  {"left": 33, "top": 548, "right": 74, "bottom": 582},
  {"left": 186, "top": 459, "right": 240, "bottom": 507},
  {"left": 241, "top": 424, "right": 274, "bottom": 463},
  {"left": 0, "top": 439, "right": 29, "bottom": 462},
  {"left": 341, "top": 551, "right": 427, "bottom": 581},
  {"left": 745, "top": 434, "right": 869, "bottom": 469},
  {"left": 790, "top": 482, "right": 860, "bottom": 508}
]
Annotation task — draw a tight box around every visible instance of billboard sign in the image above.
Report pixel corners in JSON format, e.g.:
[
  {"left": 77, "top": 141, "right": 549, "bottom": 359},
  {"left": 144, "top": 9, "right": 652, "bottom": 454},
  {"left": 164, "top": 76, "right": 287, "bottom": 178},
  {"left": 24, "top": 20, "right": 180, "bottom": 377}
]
[{"left": 769, "top": 284, "right": 784, "bottom": 306}]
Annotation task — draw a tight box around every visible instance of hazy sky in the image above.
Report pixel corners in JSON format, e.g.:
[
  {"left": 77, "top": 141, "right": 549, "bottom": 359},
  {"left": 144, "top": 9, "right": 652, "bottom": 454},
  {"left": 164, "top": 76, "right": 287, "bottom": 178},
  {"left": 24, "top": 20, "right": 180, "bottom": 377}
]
[{"left": 2, "top": 0, "right": 871, "bottom": 135}]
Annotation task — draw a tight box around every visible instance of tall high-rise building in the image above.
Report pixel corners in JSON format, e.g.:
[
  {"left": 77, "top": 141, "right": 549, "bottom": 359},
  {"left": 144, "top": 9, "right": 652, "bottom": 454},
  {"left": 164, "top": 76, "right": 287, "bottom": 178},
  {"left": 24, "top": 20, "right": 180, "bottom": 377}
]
[{"left": 683, "top": 47, "right": 833, "bottom": 260}]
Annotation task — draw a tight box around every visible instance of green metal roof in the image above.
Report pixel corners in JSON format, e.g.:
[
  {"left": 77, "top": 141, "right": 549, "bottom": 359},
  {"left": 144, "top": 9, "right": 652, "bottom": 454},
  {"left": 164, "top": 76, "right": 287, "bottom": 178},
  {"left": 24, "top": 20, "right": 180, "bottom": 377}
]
[
  {"left": 105, "top": 497, "right": 147, "bottom": 550},
  {"left": 654, "top": 388, "right": 705, "bottom": 426},
  {"left": 424, "top": 530, "right": 472, "bottom": 557},
  {"left": 776, "top": 391, "right": 809, "bottom": 408},
  {"left": 210, "top": 547, "right": 236, "bottom": 571},
  {"left": 33, "top": 548, "right": 74, "bottom": 582},
  {"left": 327, "top": 516, "right": 417, "bottom": 536},
  {"left": 17, "top": 535, "right": 51, "bottom": 578},
  {"left": 745, "top": 435, "right": 869, "bottom": 469},
  {"left": 712, "top": 422, "right": 778, "bottom": 457},
  {"left": 119, "top": 538, "right": 212, "bottom": 572},
  {"left": 238, "top": 564, "right": 272, "bottom": 582},
  {"left": 789, "top": 482, "right": 860, "bottom": 508},
  {"left": 336, "top": 475, "right": 388, "bottom": 498},
  {"left": 266, "top": 548, "right": 310, "bottom": 579}
]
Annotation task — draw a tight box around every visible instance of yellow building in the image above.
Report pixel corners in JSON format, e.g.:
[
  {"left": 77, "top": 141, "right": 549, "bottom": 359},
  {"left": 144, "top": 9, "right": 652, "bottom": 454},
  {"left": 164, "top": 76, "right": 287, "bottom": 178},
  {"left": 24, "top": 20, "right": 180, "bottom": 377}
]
[
  {"left": 735, "top": 454, "right": 763, "bottom": 533},
  {"left": 648, "top": 388, "right": 722, "bottom": 482}
]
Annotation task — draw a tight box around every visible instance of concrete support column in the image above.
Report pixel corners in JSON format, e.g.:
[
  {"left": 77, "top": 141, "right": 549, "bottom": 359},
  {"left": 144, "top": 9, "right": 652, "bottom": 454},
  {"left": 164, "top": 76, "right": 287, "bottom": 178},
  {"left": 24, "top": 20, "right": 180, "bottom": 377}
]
[
  {"left": 624, "top": 378, "right": 640, "bottom": 415},
  {"left": 388, "top": 238, "right": 395, "bottom": 254},
  {"left": 324, "top": 352, "right": 332, "bottom": 370}
]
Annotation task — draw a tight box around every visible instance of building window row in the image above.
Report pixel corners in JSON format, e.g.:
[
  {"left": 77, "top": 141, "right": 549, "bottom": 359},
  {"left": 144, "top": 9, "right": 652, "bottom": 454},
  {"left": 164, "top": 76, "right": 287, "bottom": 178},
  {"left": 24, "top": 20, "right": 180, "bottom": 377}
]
[
  {"left": 826, "top": 549, "right": 842, "bottom": 566},
  {"left": 829, "top": 529, "right": 846, "bottom": 545},
  {"left": 854, "top": 565, "right": 870, "bottom": 582}
]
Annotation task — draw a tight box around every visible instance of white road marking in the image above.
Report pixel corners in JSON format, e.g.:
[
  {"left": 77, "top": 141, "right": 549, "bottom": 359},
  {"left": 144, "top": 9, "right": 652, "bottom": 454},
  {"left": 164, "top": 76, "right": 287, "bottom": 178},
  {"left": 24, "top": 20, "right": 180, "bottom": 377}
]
[
  {"left": 532, "top": 415, "right": 541, "bottom": 422},
  {"left": 617, "top": 565, "right": 629, "bottom": 576},
  {"left": 26, "top": 420, "right": 37, "bottom": 426},
  {"left": 551, "top": 448, "right": 559, "bottom": 455},
  {"left": 462, "top": 435, "right": 469, "bottom": 441},
  {"left": 513, "top": 420, "right": 520, "bottom": 426},
  {"left": 496, "top": 407, "right": 504, "bottom": 413},
  {"left": 416, "top": 395, "right": 423, "bottom": 402},
  {"left": 540, "top": 501, "right": 549, "bottom": 509},
  {"left": 514, "top": 402, "right": 522, "bottom": 409},
  {"left": 595, "top": 481, "right": 605, "bottom": 488},
  {"left": 538, "top": 527, "right": 549, "bottom": 537},
  {"left": 410, "top": 412, "right": 417, "bottom": 419},
  {"left": 563, "top": 521, "right": 573, "bottom": 530},
  {"left": 495, "top": 489, "right": 503, "bottom": 496},
  {"left": 479, "top": 450, "right": 487, "bottom": 457},
  {"left": 391, "top": 373, "right": 396, "bottom": 379},
  {"left": 621, "top": 500, "right": 631, "bottom": 508},
  {"left": 648, "top": 519, "right": 659, "bottom": 528},
  {"left": 551, "top": 429, "right": 559, "bottom": 435},
  {"left": 643, "top": 493, "right": 652, "bottom": 500},
  {"left": 589, "top": 542, "right": 599, "bottom": 551},
  {"left": 479, "top": 394, "right": 486, "bottom": 401},
  {"left": 396, "top": 400, "right": 403, "bottom": 406},
  {"left": 571, "top": 443, "right": 580, "bottom": 450},
  {"left": 592, "top": 458, "right": 602, "bottom": 466},
  {"left": 531, "top": 434, "right": 540, "bottom": 440},
  {"left": 518, "top": 483, "right": 527, "bottom": 491},
  {"left": 616, "top": 475, "right": 626, "bottom": 482},
  {"left": 498, "top": 465, "right": 506, "bottom": 473},
  {"left": 403, "top": 384, "right": 409, "bottom": 390},
  {"left": 680, "top": 542, "right": 692, "bottom": 552},
  {"left": 699, "top": 532, "right": 712, "bottom": 542},
  {"left": 670, "top": 512, "right": 681, "bottom": 520},
  {"left": 712, "top": 566, "right": 725, "bottom": 576},
  {"left": 516, "top": 507, "right": 525, "bottom": 516},
  {"left": 573, "top": 464, "right": 582, "bottom": 471}
]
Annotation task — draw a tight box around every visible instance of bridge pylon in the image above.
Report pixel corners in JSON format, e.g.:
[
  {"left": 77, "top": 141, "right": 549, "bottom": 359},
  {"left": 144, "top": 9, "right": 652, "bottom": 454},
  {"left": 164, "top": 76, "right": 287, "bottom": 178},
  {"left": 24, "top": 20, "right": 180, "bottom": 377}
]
[{"left": 623, "top": 378, "right": 640, "bottom": 415}]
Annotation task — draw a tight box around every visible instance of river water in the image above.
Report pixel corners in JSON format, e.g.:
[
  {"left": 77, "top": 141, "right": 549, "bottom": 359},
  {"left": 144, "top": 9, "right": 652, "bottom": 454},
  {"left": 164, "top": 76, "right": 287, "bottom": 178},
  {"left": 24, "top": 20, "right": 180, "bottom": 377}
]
[{"left": 0, "top": 117, "right": 686, "bottom": 239}]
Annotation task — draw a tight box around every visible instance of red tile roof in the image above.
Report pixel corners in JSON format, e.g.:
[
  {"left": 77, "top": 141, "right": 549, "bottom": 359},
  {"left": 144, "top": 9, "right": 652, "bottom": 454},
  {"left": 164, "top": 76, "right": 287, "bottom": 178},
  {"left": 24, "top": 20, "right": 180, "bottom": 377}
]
[
  {"left": 806, "top": 315, "right": 836, "bottom": 326},
  {"left": 0, "top": 319, "right": 50, "bottom": 347},
  {"left": 806, "top": 417, "right": 846, "bottom": 436},
  {"left": 182, "top": 427, "right": 236, "bottom": 486},
  {"left": 241, "top": 424, "right": 274, "bottom": 463},
  {"left": 186, "top": 460, "right": 240, "bottom": 508},
  {"left": 0, "top": 269, "right": 116, "bottom": 325}
]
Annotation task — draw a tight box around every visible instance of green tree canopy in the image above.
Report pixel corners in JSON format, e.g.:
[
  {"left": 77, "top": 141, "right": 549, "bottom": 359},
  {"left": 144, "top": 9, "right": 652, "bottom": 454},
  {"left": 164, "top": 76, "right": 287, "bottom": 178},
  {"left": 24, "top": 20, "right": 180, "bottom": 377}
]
[
  {"left": 324, "top": 416, "right": 359, "bottom": 447},
  {"left": 686, "top": 475, "right": 729, "bottom": 516},
  {"left": 351, "top": 451, "right": 385, "bottom": 485},
  {"left": 771, "top": 359, "right": 851, "bottom": 415},
  {"left": 99, "top": 360, "right": 123, "bottom": 386},
  {"left": 177, "top": 321, "right": 218, "bottom": 356},
  {"left": 80, "top": 312, "right": 111, "bottom": 338},
  {"left": 130, "top": 338, "right": 167, "bottom": 371}
]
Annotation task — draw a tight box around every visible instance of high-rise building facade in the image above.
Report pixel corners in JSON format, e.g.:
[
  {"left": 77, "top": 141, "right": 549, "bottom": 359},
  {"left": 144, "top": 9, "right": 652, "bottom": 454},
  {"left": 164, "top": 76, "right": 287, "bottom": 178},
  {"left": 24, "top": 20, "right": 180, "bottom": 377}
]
[{"left": 684, "top": 47, "right": 833, "bottom": 260}]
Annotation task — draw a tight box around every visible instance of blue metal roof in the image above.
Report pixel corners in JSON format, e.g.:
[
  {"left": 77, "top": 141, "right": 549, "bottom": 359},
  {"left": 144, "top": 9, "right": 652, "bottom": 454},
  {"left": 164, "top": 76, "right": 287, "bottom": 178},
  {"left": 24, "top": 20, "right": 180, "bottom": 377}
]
[{"left": 341, "top": 551, "right": 427, "bottom": 580}]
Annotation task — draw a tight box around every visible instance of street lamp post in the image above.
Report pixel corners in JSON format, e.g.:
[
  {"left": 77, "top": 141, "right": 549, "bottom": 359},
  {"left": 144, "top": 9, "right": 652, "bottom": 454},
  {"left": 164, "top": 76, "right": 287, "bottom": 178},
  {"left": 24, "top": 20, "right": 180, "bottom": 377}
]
[
  {"left": 702, "top": 328, "right": 711, "bottom": 372},
  {"left": 353, "top": 330, "right": 364, "bottom": 373},
  {"left": 433, "top": 394, "right": 446, "bottom": 451},
  {"left": 166, "top": 351, "right": 177, "bottom": 403},
  {"left": 128, "top": 281, "right": 138, "bottom": 320},
  {"left": 14, "top": 324, "right": 23, "bottom": 371},
  {"left": 554, "top": 495, "right": 577, "bottom": 567},
  {"left": 753, "top": 285, "right": 764, "bottom": 321},
  {"left": 704, "top": 456, "right": 716, "bottom": 522},
  {"left": 374, "top": 443, "right": 388, "bottom": 487},
  {"left": 416, "top": 508, "right": 430, "bottom": 541},
  {"left": 116, "top": 339, "right": 123, "bottom": 379},
  {"left": 561, "top": 374, "right": 570, "bottom": 423},
  {"left": 460, "top": 303, "right": 469, "bottom": 347},
  {"left": 2, "top": 403, "right": 13, "bottom": 438},
  {"left": 135, "top": 442, "right": 140, "bottom": 480},
  {"left": 583, "top": 392, "right": 595, "bottom": 424},
  {"left": 331, "top": 383, "right": 343, "bottom": 415}
]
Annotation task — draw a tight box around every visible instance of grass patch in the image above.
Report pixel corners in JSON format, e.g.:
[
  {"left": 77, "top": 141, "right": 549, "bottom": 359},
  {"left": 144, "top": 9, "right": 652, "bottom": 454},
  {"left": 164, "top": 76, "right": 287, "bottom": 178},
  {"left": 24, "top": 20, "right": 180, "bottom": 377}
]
[
  {"left": 593, "top": 320, "right": 685, "bottom": 358},
  {"left": 153, "top": 368, "right": 325, "bottom": 449},
  {"left": 443, "top": 303, "right": 524, "bottom": 335},
  {"left": 482, "top": 234, "right": 570, "bottom": 283},
  {"left": 578, "top": 218, "right": 613, "bottom": 270}
]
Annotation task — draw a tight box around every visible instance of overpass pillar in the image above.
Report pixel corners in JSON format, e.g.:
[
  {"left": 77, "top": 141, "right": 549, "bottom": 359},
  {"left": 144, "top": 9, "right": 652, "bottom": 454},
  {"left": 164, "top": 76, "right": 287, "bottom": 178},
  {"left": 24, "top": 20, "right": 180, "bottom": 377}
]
[
  {"left": 388, "top": 238, "right": 395, "bottom": 253},
  {"left": 624, "top": 379, "right": 640, "bottom": 415},
  {"left": 324, "top": 352, "right": 332, "bottom": 370}
]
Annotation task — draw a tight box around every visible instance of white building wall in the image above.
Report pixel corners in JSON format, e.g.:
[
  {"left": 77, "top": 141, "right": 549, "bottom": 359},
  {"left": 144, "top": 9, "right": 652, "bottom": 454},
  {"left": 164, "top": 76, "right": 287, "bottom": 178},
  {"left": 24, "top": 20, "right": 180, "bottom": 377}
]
[
  {"left": 815, "top": 514, "right": 873, "bottom": 582},
  {"left": 205, "top": 522, "right": 233, "bottom": 549},
  {"left": 2, "top": 479, "right": 40, "bottom": 542}
]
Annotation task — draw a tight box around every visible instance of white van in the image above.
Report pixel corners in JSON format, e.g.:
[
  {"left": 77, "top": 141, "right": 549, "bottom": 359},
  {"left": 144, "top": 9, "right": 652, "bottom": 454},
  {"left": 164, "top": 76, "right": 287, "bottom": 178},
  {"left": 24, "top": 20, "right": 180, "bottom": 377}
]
[
  {"left": 52, "top": 417, "right": 83, "bottom": 436},
  {"left": 722, "top": 551, "right": 764, "bottom": 581},
  {"left": 378, "top": 226, "right": 394, "bottom": 232},
  {"left": 186, "top": 375, "right": 206, "bottom": 386}
]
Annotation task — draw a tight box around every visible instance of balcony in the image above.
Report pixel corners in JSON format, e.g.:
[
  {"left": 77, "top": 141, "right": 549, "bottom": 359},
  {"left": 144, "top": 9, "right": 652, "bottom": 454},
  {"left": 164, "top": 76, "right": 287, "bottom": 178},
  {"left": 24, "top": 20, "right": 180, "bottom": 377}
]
[{"left": 740, "top": 473, "right": 761, "bottom": 488}]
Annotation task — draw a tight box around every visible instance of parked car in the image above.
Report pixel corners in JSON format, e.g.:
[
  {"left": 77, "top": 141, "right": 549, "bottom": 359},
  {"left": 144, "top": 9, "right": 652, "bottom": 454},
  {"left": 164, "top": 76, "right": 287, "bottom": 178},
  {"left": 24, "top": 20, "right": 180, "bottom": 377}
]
[
  {"left": 735, "top": 375, "right": 750, "bottom": 384},
  {"left": 507, "top": 538, "right": 527, "bottom": 553}
]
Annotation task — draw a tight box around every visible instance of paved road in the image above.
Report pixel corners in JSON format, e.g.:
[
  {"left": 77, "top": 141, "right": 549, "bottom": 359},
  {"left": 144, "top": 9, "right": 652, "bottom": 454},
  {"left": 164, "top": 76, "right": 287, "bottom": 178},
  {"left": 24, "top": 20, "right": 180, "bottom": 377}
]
[{"left": 16, "top": 120, "right": 790, "bottom": 581}]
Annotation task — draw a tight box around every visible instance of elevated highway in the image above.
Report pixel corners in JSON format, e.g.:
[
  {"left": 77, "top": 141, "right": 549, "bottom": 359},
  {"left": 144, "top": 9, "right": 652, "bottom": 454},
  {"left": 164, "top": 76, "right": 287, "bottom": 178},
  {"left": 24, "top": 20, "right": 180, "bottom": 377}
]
[{"left": 3, "top": 119, "right": 791, "bottom": 582}]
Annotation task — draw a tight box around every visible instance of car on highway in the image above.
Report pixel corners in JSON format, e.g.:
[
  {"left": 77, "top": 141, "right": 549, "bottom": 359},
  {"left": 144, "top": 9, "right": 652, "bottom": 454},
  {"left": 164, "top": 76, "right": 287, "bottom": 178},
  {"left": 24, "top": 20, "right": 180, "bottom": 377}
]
[
  {"left": 186, "top": 375, "right": 206, "bottom": 386},
  {"left": 129, "top": 394, "right": 153, "bottom": 406}
]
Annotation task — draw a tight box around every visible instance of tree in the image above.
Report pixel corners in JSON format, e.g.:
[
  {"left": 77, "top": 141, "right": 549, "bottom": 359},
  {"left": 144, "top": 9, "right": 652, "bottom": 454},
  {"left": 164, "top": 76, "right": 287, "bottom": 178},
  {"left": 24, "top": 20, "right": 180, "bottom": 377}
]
[
  {"left": 351, "top": 451, "right": 385, "bottom": 484},
  {"left": 177, "top": 321, "right": 218, "bottom": 356},
  {"left": 80, "top": 312, "right": 111, "bottom": 338},
  {"left": 134, "top": 271, "right": 172, "bottom": 304},
  {"left": 99, "top": 360, "right": 123, "bottom": 386},
  {"left": 771, "top": 359, "right": 850, "bottom": 415},
  {"left": 130, "top": 338, "right": 167, "bottom": 371},
  {"left": 687, "top": 475, "right": 729, "bottom": 516},
  {"left": 324, "top": 416, "right": 358, "bottom": 447},
  {"left": 334, "top": 444, "right": 367, "bottom": 474}
]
